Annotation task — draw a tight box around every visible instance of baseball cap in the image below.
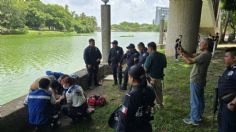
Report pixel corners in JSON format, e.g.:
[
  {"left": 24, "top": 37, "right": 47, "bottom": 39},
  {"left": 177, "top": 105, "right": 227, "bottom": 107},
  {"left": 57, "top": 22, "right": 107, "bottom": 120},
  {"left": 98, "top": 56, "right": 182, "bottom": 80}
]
[
  {"left": 111, "top": 40, "right": 118, "bottom": 45},
  {"left": 126, "top": 43, "right": 135, "bottom": 49}
]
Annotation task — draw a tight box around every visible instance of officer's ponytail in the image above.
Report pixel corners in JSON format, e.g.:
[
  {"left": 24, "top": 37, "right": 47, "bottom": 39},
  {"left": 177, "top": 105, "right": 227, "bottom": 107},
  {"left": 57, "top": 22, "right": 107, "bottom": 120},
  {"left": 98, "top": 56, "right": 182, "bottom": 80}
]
[{"left": 128, "top": 65, "right": 146, "bottom": 84}]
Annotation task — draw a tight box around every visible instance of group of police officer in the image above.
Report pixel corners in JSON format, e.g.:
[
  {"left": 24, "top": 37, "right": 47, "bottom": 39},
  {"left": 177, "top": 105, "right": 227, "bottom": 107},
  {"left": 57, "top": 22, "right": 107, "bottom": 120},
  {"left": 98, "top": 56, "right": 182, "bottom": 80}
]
[
  {"left": 24, "top": 37, "right": 236, "bottom": 132},
  {"left": 108, "top": 40, "right": 150, "bottom": 90},
  {"left": 107, "top": 40, "right": 167, "bottom": 132},
  {"left": 83, "top": 38, "right": 166, "bottom": 131}
]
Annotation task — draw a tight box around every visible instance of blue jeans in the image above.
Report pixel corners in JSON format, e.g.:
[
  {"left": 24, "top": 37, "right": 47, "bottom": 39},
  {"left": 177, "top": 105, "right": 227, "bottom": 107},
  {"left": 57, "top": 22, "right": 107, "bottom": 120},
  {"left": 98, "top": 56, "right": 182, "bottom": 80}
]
[{"left": 189, "top": 82, "right": 205, "bottom": 122}]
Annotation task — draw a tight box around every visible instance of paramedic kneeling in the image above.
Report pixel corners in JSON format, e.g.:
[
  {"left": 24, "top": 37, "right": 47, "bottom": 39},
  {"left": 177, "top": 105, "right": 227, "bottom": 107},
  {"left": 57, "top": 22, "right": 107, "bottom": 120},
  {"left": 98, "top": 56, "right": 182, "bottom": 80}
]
[
  {"left": 61, "top": 77, "right": 89, "bottom": 124},
  {"left": 25, "top": 78, "right": 63, "bottom": 131}
]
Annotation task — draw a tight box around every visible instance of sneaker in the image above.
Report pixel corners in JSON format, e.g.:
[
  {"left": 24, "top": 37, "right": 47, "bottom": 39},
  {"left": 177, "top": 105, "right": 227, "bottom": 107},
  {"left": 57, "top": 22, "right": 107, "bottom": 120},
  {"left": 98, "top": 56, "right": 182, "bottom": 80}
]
[
  {"left": 183, "top": 118, "right": 199, "bottom": 126},
  {"left": 198, "top": 118, "right": 203, "bottom": 122}
]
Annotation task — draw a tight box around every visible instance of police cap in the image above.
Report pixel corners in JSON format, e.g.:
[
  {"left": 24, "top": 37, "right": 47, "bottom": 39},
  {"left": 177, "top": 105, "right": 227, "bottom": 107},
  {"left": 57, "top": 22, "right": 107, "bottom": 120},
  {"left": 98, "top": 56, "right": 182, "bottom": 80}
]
[
  {"left": 111, "top": 40, "right": 118, "bottom": 45},
  {"left": 126, "top": 43, "right": 135, "bottom": 49}
]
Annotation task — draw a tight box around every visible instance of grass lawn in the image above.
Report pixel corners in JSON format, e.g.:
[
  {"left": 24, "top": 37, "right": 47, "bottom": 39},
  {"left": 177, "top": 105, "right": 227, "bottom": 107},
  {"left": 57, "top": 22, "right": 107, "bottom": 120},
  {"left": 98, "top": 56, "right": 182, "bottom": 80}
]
[
  {"left": 56, "top": 49, "right": 225, "bottom": 132},
  {"left": 0, "top": 30, "right": 95, "bottom": 37}
]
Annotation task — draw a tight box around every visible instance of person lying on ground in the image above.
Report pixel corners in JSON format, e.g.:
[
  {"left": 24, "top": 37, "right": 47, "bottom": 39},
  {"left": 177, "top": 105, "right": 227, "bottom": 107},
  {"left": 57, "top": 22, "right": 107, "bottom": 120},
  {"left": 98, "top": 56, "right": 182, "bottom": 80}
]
[{"left": 29, "top": 75, "right": 56, "bottom": 91}]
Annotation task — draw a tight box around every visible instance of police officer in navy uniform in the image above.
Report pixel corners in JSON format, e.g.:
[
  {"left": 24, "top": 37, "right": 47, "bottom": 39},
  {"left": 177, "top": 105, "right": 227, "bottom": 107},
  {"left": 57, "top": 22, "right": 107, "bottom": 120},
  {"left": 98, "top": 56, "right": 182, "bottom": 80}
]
[
  {"left": 120, "top": 43, "right": 139, "bottom": 90},
  {"left": 24, "top": 78, "right": 63, "bottom": 131},
  {"left": 218, "top": 48, "right": 236, "bottom": 132},
  {"left": 108, "top": 40, "right": 124, "bottom": 86},
  {"left": 137, "top": 42, "right": 149, "bottom": 66},
  {"left": 83, "top": 38, "right": 102, "bottom": 88},
  {"left": 116, "top": 65, "right": 155, "bottom": 132}
]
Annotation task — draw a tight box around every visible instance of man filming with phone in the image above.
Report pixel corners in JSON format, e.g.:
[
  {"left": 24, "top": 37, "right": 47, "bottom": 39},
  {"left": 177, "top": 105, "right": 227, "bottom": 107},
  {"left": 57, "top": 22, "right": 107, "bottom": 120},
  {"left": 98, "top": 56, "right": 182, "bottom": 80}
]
[{"left": 178, "top": 38, "right": 213, "bottom": 126}]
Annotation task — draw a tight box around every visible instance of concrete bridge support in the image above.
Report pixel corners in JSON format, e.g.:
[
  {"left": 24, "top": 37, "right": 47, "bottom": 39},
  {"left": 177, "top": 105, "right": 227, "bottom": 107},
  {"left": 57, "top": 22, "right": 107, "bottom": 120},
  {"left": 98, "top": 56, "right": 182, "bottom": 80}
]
[
  {"left": 101, "top": 5, "right": 111, "bottom": 64},
  {"left": 166, "top": 0, "right": 203, "bottom": 56},
  {"left": 159, "top": 17, "right": 165, "bottom": 45}
]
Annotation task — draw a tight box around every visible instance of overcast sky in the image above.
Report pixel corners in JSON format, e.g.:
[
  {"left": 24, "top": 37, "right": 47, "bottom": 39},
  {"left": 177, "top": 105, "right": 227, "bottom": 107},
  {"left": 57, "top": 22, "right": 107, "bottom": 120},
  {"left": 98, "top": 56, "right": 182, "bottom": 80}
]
[{"left": 41, "top": 0, "right": 169, "bottom": 26}]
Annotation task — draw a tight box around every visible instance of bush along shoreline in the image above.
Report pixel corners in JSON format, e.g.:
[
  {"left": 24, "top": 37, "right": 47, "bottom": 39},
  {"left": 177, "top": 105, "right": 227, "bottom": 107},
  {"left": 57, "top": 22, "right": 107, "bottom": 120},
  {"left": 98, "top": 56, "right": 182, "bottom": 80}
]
[{"left": 0, "top": 0, "right": 97, "bottom": 35}]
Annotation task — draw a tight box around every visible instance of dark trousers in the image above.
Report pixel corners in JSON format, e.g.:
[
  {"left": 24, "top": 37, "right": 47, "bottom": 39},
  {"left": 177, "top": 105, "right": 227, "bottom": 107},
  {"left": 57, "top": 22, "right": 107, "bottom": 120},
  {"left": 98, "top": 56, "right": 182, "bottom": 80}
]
[
  {"left": 87, "top": 65, "right": 99, "bottom": 86},
  {"left": 111, "top": 64, "right": 122, "bottom": 84},
  {"left": 218, "top": 103, "right": 236, "bottom": 132},
  {"left": 175, "top": 48, "right": 179, "bottom": 59},
  {"left": 122, "top": 67, "right": 130, "bottom": 88},
  {"left": 61, "top": 103, "right": 88, "bottom": 121}
]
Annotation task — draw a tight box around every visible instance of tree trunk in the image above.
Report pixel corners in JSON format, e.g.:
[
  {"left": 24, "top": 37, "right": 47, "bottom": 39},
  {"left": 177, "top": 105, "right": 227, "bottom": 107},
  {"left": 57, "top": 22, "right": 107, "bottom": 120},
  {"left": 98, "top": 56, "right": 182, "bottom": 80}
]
[{"left": 220, "top": 11, "right": 230, "bottom": 43}]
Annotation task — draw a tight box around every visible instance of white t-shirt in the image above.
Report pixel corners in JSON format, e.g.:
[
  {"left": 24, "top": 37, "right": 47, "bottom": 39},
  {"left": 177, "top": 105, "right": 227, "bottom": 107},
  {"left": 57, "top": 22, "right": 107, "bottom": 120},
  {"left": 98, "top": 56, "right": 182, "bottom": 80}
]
[{"left": 66, "top": 85, "right": 86, "bottom": 107}]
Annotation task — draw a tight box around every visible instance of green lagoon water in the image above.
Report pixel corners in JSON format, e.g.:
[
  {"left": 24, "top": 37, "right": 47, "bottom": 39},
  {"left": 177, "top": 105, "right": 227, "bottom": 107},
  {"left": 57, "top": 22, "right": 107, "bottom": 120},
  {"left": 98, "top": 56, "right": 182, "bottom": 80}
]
[{"left": 0, "top": 32, "right": 159, "bottom": 105}]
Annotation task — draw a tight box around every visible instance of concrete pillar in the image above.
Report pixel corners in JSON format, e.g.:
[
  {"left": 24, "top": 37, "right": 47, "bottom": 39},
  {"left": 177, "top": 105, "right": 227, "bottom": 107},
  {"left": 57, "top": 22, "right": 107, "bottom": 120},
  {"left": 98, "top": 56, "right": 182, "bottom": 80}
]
[
  {"left": 166, "top": 0, "right": 202, "bottom": 56},
  {"left": 159, "top": 17, "right": 164, "bottom": 45},
  {"left": 101, "top": 5, "right": 111, "bottom": 64}
]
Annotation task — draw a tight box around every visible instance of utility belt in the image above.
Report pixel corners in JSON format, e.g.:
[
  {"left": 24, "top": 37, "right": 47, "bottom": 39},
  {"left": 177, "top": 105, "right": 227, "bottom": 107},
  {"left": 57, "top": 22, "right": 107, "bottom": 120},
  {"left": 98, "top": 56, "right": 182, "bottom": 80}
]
[{"left": 219, "top": 92, "right": 236, "bottom": 104}]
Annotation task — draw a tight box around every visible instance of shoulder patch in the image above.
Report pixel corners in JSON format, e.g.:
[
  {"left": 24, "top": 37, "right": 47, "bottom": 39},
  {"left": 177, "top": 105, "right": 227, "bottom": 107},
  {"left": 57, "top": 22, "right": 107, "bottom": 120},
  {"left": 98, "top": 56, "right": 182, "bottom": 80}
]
[
  {"left": 126, "top": 93, "right": 131, "bottom": 97},
  {"left": 228, "top": 71, "right": 234, "bottom": 76},
  {"left": 121, "top": 105, "right": 128, "bottom": 115}
]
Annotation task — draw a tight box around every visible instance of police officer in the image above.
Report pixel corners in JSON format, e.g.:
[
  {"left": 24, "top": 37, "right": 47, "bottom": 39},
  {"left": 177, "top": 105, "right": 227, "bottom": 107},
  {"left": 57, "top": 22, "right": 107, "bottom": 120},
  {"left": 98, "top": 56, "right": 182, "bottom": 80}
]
[
  {"left": 83, "top": 38, "right": 102, "bottom": 88},
  {"left": 137, "top": 42, "right": 149, "bottom": 66},
  {"left": 108, "top": 40, "right": 124, "bottom": 86},
  {"left": 218, "top": 47, "right": 236, "bottom": 132},
  {"left": 116, "top": 65, "right": 156, "bottom": 132},
  {"left": 24, "top": 78, "right": 63, "bottom": 131},
  {"left": 120, "top": 43, "right": 139, "bottom": 90}
]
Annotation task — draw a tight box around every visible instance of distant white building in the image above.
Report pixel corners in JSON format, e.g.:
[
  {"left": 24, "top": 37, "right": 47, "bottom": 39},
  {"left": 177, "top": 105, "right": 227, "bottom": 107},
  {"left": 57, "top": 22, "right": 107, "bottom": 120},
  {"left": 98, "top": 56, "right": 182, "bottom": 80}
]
[{"left": 154, "top": 6, "right": 169, "bottom": 25}]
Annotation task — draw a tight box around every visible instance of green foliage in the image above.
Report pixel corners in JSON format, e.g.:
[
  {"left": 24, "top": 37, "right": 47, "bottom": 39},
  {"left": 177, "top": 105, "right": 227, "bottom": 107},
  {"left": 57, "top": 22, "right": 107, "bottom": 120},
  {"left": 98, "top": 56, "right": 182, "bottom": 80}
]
[
  {"left": 44, "top": 4, "right": 73, "bottom": 31},
  {"left": 219, "top": 0, "right": 236, "bottom": 43},
  {"left": 112, "top": 21, "right": 163, "bottom": 32},
  {"left": 25, "top": 8, "right": 46, "bottom": 29},
  {"left": 74, "top": 13, "right": 97, "bottom": 33},
  {"left": 0, "top": 0, "right": 97, "bottom": 34},
  {"left": 221, "top": 0, "right": 236, "bottom": 11},
  {"left": 0, "top": 0, "right": 27, "bottom": 34}
]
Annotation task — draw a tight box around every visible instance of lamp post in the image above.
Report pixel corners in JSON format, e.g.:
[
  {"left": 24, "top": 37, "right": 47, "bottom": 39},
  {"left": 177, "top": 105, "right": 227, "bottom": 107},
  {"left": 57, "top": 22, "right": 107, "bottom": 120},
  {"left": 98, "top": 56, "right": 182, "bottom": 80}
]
[{"left": 101, "top": 0, "right": 111, "bottom": 64}]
